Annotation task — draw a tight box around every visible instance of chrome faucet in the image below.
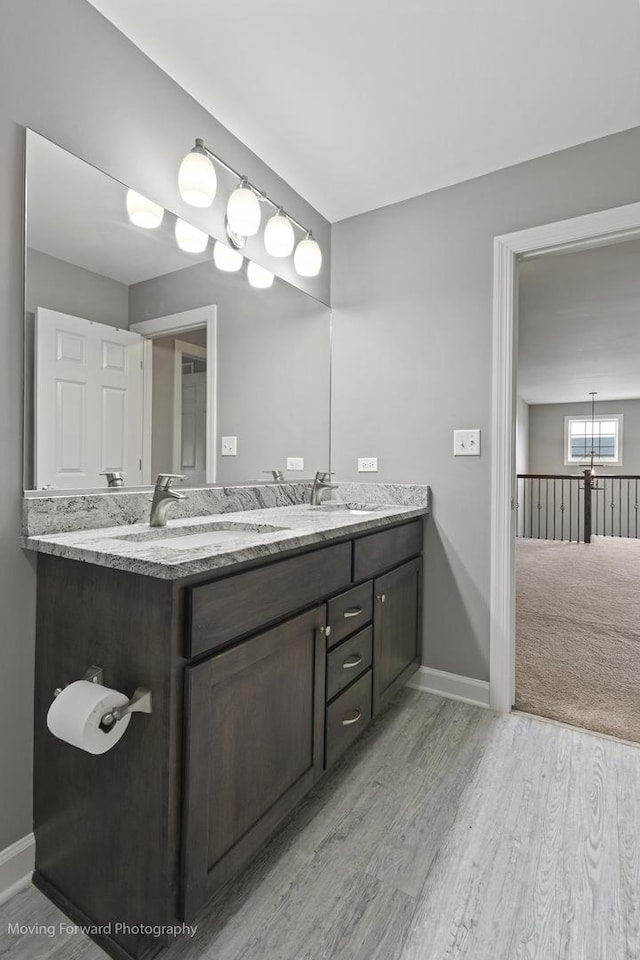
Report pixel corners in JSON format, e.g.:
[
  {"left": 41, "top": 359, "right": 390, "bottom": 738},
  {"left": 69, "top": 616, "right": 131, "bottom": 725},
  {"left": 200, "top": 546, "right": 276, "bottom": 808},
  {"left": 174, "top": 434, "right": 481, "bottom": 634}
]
[
  {"left": 150, "top": 474, "right": 186, "bottom": 527},
  {"left": 263, "top": 469, "right": 285, "bottom": 482},
  {"left": 310, "top": 471, "right": 338, "bottom": 506}
]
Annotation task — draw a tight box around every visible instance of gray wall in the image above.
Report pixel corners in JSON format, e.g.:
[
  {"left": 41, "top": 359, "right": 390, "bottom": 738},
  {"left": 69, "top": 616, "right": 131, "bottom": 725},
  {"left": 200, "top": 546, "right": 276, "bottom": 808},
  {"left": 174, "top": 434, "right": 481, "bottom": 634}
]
[
  {"left": 529, "top": 399, "right": 640, "bottom": 475},
  {"left": 26, "top": 248, "right": 129, "bottom": 328},
  {"left": 130, "top": 260, "right": 331, "bottom": 485},
  {"left": 0, "top": 0, "right": 329, "bottom": 854},
  {"left": 331, "top": 125, "right": 640, "bottom": 682}
]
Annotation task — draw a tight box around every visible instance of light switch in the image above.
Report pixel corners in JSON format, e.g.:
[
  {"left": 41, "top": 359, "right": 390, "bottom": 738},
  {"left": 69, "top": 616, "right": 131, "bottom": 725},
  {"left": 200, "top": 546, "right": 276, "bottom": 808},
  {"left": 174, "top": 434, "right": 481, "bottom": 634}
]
[
  {"left": 454, "top": 429, "right": 481, "bottom": 456},
  {"left": 221, "top": 436, "right": 237, "bottom": 456}
]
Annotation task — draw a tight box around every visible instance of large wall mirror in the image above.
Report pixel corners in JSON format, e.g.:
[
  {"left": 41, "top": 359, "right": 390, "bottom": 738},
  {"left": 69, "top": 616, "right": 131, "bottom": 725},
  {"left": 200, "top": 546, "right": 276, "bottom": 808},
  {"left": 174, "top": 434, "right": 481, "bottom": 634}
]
[{"left": 23, "top": 130, "right": 331, "bottom": 492}]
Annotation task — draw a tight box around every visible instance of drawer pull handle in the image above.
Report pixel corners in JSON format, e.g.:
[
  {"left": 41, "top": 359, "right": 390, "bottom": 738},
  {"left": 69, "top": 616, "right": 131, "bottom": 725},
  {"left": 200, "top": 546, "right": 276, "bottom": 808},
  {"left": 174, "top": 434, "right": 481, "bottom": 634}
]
[
  {"left": 343, "top": 607, "right": 363, "bottom": 619},
  {"left": 342, "top": 654, "right": 362, "bottom": 669},
  {"left": 342, "top": 709, "right": 362, "bottom": 726},
  {"left": 376, "top": 593, "right": 386, "bottom": 604}
]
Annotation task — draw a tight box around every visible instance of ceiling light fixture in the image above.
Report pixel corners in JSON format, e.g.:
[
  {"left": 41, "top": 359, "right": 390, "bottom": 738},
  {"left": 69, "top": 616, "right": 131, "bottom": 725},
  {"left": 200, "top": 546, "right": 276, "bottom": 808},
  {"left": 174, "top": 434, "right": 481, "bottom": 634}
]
[
  {"left": 178, "top": 138, "right": 322, "bottom": 276},
  {"left": 175, "top": 218, "right": 208, "bottom": 253},
  {"left": 178, "top": 139, "right": 217, "bottom": 207},
  {"left": 126, "top": 189, "right": 164, "bottom": 229},
  {"left": 213, "top": 240, "right": 243, "bottom": 272},
  {"left": 247, "top": 261, "right": 274, "bottom": 289}
]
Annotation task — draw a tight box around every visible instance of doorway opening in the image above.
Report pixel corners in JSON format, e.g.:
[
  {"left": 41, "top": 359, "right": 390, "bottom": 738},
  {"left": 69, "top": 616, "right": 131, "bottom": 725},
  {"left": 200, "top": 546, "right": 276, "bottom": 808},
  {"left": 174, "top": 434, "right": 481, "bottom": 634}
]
[
  {"left": 514, "top": 239, "right": 640, "bottom": 741},
  {"left": 489, "top": 200, "right": 640, "bottom": 716}
]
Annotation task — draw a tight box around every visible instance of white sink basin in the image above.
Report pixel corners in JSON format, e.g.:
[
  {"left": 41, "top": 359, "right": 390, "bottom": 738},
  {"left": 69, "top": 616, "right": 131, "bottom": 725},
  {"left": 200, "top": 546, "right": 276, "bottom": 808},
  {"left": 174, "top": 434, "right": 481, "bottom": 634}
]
[{"left": 112, "top": 521, "right": 289, "bottom": 549}]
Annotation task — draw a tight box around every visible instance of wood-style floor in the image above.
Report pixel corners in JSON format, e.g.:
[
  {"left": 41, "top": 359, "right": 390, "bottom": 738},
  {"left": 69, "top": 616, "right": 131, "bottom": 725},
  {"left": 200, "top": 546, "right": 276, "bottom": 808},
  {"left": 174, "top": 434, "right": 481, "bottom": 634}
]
[{"left": 2, "top": 689, "right": 640, "bottom": 960}]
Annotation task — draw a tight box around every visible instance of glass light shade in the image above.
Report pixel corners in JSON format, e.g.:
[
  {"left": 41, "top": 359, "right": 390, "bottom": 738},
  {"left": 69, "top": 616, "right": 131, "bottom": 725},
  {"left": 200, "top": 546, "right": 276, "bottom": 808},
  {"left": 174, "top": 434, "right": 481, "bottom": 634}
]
[
  {"left": 263, "top": 213, "right": 295, "bottom": 257},
  {"left": 174, "top": 218, "right": 208, "bottom": 253},
  {"left": 247, "top": 261, "right": 274, "bottom": 289},
  {"left": 178, "top": 149, "right": 217, "bottom": 207},
  {"left": 226, "top": 186, "right": 261, "bottom": 237},
  {"left": 294, "top": 236, "right": 322, "bottom": 277},
  {"left": 125, "top": 189, "right": 164, "bottom": 229},
  {"left": 213, "top": 240, "right": 243, "bottom": 272}
]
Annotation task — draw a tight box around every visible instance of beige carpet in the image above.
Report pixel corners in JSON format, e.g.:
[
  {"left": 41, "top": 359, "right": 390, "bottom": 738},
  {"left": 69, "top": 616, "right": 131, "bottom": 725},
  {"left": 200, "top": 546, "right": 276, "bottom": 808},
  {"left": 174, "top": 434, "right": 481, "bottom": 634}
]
[{"left": 516, "top": 535, "right": 640, "bottom": 742}]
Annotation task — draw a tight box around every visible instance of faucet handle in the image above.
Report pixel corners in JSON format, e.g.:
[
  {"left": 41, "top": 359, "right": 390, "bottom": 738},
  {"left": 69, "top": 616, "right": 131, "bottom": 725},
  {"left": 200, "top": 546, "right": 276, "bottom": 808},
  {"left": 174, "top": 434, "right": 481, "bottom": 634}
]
[
  {"left": 155, "top": 473, "right": 185, "bottom": 490},
  {"left": 314, "top": 471, "right": 334, "bottom": 483},
  {"left": 263, "top": 470, "right": 285, "bottom": 482}
]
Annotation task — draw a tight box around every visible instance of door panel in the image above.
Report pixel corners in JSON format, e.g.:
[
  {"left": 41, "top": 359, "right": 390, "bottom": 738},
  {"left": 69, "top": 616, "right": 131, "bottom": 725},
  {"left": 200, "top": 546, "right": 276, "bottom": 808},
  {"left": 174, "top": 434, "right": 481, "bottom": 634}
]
[
  {"left": 373, "top": 558, "right": 422, "bottom": 715},
  {"left": 182, "top": 604, "right": 326, "bottom": 920},
  {"left": 35, "top": 307, "right": 144, "bottom": 488}
]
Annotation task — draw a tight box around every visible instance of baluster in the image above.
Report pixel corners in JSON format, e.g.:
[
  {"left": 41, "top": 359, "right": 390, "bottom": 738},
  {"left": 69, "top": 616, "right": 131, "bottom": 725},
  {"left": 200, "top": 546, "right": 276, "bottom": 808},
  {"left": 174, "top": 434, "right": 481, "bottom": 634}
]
[
  {"left": 560, "top": 478, "right": 565, "bottom": 541},
  {"left": 627, "top": 478, "right": 630, "bottom": 538}
]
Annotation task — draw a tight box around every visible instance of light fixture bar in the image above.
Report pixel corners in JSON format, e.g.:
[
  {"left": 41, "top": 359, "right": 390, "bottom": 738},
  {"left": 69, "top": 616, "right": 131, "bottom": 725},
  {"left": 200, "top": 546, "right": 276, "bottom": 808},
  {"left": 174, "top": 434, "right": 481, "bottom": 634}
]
[{"left": 194, "top": 138, "right": 312, "bottom": 238}]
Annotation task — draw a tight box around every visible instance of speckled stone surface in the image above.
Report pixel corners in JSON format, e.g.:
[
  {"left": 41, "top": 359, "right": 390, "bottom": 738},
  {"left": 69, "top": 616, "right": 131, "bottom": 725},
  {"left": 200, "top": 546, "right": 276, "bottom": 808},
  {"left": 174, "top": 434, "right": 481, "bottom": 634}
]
[
  {"left": 22, "top": 484, "right": 431, "bottom": 581},
  {"left": 22, "top": 483, "right": 313, "bottom": 537}
]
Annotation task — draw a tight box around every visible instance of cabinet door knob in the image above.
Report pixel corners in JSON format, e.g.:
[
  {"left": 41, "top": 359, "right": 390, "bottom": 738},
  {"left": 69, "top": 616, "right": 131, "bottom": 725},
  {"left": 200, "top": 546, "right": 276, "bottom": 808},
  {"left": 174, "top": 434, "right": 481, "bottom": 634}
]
[
  {"left": 343, "top": 607, "right": 363, "bottom": 619},
  {"left": 320, "top": 625, "right": 332, "bottom": 637},
  {"left": 342, "top": 654, "right": 362, "bottom": 669},
  {"left": 376, "top": 593, "right": 386, "bottom": 604},
  {"left": 341, "top": 709, "right": 362, "bottom": 726}
]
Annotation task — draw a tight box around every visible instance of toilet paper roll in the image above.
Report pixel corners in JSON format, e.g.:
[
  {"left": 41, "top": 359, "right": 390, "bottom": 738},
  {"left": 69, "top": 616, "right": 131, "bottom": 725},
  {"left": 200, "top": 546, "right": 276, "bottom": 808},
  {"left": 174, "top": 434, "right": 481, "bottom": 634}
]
[{"left": 47, "top": 679, "right": 132, "bottom": 755}]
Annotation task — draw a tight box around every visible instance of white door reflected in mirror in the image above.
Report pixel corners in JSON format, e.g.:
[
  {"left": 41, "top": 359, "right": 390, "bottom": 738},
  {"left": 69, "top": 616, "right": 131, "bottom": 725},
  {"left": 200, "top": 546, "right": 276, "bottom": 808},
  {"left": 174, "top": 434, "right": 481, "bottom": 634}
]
[{"left": 34, "top": 308, "right": 144, "bottom": 489}]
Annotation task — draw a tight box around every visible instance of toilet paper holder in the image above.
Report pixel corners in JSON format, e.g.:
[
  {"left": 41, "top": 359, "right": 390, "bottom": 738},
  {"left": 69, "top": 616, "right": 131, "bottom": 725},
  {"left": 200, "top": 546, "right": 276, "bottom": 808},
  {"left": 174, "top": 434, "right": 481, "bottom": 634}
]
[{"left": 53, "top": 665, "right": 153, "bottom": 730}]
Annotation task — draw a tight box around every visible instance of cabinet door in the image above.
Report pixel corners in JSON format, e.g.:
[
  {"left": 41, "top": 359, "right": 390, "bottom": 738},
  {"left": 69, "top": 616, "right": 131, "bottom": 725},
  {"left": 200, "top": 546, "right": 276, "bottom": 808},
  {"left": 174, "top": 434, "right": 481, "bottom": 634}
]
[
  {"left": 182, "top": 605, "right": 326, "bottom": 920},
  {"left": 373, "top": 558, "right": 422, "bottom": 716}
]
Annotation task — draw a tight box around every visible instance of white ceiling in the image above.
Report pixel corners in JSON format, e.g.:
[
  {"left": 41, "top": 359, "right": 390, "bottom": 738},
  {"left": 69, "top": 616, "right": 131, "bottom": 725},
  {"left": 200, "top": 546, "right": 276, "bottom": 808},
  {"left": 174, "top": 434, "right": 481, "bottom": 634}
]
[
  {"left": 86, "top": 0, "right": 640, "bottom": 223},
  {"left": 518, "top": 239, "right": 640, "bottom": 405}
]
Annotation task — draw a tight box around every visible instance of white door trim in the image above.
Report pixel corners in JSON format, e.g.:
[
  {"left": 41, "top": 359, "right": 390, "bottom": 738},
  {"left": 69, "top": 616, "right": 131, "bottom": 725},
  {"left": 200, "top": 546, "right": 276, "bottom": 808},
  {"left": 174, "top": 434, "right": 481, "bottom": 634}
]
[
  {"left": 131, "top": 306, "right": 218, "bottom": 484},
  {"left": 490, "top": 200, "right": 640, "bottom": 712}
]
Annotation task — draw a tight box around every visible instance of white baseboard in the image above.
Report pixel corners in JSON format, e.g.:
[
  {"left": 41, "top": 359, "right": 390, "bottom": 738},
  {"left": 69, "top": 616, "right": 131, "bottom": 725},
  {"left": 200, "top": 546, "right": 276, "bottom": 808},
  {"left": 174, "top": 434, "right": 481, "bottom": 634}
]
[
  {"left": 0, "top": 833, "right": 34, "bottom": 906},
  {"left": 407, "top": 666, "right": 491, "bottom": 708}
]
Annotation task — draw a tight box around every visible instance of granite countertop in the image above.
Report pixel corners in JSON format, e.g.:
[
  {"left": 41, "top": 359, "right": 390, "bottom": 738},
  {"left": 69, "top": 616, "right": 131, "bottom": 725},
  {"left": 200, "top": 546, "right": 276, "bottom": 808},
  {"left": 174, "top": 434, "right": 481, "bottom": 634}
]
[{"left": 22, "top": 499, "right": 429, "bottom": 580}]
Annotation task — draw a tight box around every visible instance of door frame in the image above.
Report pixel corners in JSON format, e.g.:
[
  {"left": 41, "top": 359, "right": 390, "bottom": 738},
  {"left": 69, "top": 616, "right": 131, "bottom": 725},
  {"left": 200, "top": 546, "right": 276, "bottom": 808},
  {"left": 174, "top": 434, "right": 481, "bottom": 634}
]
[
  {"left": 130, "top": 305, "right": 217, "bottom": 484},
  {"left": 173, "top": 339, "right": 208, "bottom": 478},
  {"left": 490, "top": 200, "right": 640, "bottom": 712}
]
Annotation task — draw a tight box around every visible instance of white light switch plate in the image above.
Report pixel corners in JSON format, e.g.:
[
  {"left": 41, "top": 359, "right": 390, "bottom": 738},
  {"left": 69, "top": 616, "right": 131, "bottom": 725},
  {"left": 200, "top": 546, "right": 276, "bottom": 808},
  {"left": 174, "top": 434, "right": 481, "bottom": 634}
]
[
  {"left": 221, "top": 436, "right": 237, "bottom": 456},
  {"left": 358, "top": 457, "right": 378, "bottom": 472},
  {"left": 287, "top": 457, "right": 304, "bottom": 471},
  {"left": 454, "top": 429, "right": 481, "bottom": 456}
]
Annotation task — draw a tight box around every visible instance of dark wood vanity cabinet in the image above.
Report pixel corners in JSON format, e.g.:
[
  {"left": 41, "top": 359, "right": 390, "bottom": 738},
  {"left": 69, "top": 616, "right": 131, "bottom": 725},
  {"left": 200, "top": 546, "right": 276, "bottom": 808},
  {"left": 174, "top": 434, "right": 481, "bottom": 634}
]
[
  {"left": 373, "top": 557, "right": 423, "bottom": 715},
  {"left": 182, "top": 605, "right": 327, "bottom": 920},
  {"left": 33, "top": 516, "right": 424, "bottom": 960}
]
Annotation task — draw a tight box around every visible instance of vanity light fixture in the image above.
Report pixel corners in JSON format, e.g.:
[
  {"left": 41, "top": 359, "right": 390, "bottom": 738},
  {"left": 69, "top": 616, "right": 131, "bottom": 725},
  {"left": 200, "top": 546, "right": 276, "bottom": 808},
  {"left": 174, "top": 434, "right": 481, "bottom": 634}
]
[
  {"left": 294, "top": 233, "right": 322, "bottom": 277},
  {"left": 226, "top": 178, "right": 262, "bottom": 238},
  {"left": 264, "top": 209, "right": 295, "bottom": 258},
  {"left": 213, "top": 240, "right": 243, "bottom": 272},
  {"left": 178, "top": 138, "right": 322, "bottom": 277},
  {"left": 126, "top": 189, "right": 164, "bottom": 229},
  {"left": 247, "top": 261, "right": 274, "bottom": 289},
  {"left": 175, "top": 218, "right": 208, "bottom": 253},
  {"left": 178, "top": 139, "right": 217, "bottom": 207}
]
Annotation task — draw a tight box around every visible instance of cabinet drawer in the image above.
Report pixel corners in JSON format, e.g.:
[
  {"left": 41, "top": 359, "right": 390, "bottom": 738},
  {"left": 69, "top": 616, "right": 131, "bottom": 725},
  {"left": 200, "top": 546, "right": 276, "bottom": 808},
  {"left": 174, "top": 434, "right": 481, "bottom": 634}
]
[
  {"left": 352, "top": 520, "right": 423, "bottom": 581},
  {"left": 326, "top": 581, "right": 373, "bottom": 649},
  {"left": 325, "top": 669, "right": 372, "bottom": 769},
  {"left": 326, "top": 626, "right": 373, "bottom": 702},
  {"left": 187, "top": 541, "right": 352, "bottom": 658}
]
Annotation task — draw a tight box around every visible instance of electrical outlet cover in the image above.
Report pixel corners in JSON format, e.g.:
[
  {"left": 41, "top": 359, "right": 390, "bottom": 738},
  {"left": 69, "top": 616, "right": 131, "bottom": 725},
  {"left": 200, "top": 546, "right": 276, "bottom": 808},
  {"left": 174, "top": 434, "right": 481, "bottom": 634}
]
[
  {"left": 286, "top": 457, "right": 304, "bottom": 471},
  {"left": 358, "top": 457, "right": 378, "bottom": 472},
  {"left": 221, "top": 436, "right": 237, "bottom": 456},
  {"left": 453, "top": 429, "right": 481, "bottom": 456}
]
